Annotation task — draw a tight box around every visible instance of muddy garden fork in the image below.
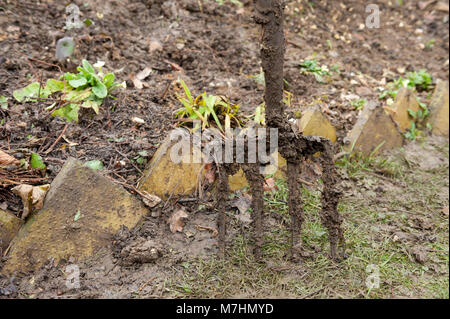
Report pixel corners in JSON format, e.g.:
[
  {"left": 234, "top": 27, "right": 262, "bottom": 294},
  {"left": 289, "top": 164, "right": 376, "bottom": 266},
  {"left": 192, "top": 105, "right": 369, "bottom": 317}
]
[{"left": 215, "top": 0, "right": 345, "bottom": 262}]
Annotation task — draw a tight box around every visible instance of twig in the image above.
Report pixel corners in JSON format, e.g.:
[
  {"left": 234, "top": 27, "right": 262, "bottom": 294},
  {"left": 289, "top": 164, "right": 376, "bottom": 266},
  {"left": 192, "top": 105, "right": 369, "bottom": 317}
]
[
  {"left": 43, "top": 124, "right": 69, "bottom": 155},
  {"left": 160, "top": 81, "right": 172, "bottom": 100},
  {"left": 162, "top": 180, "right": 181, "bottom": 210},
  {"left": 138, "top": 277, "right": 157, "bottom": 292},
  {"left": 113, "top": 146, "right": 143, "bottom": 174}
]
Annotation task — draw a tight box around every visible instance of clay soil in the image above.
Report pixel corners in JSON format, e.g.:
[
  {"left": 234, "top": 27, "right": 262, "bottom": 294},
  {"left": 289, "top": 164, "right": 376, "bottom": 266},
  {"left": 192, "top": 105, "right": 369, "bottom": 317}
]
[{"left": 0, "top": 0, "right": 448, "bottom": 298}]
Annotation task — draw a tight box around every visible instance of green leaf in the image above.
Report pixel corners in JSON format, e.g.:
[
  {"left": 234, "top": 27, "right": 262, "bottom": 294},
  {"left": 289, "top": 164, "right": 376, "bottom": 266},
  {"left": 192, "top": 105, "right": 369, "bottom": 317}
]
[
  {"left": 178, "top": 78, "right": 193, "bottom": 104},
  {"left": 63, "top": 88, "right": 92, "bottom": 102},
  {"left": 104, "top": 73, "right": 115, "bottom": 89},
  {"left": 69, "top": 77, "right": 88, "bottom": 88},
  {"left": 74, "top": 210, "right": 82, "bottom": 222},
  {"left": 81, "top": 100, "right": 101, "bottom": 114},
  {"left": 0, "top": 96, "right": 8, "bottom": 109},
  {"left": 55, "top": 37, "right": 75, "bottom": 60},
  {"left": 64, "top": 73, "right": 78, "bottom": 82},
  {"left": 407, "top": 108, "right": 417, "bottom": 119},
  {"left": 31, "top": 153, "right": 46, "bottom": 170},
  {"left": 13, "top": 82, "right": 49, "bottom": 102},
  {"left": 45, "top": 79, "right": 66, "bottom": 93},
  {"left": 84, "top": 160, "right": 104, "bottom": 171},
  {"left": 83, "top": 18, "right": 93, "bottom": 27},
  {"left": 82, "top": 59, "right": 95, "bottom": 74},
  {"left": 84, "top": 160, "right": 104, "bottom": 170},
  {"left": 51, "top": 103, "right": 80, "bottom": 122},
  {"left": 92, "top": 81, "right": 107, "bottom": 99}
]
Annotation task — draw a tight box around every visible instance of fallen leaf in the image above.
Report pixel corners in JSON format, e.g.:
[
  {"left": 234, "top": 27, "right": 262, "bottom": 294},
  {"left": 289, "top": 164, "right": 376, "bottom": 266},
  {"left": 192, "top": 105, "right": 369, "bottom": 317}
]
[
  {"left": 264, "top": 177, "right": 277, "bottom": 192},
  {"left": 0, "top": 149, "right": 19, "bottom": 166},
  {"left": 195, "top": 225, "right": 218, "bottom": 237},
  {"left": 168, "top": 209, "right": 188, "bottom": 233},
  {"left": 204, "top": 163, "right": 216, "bottom": 184},
  {"left": 231, "top": 194, "right": 252, "bottom": 224},
  {"left": 141, "top": 192, "right": 162, "bottom": 208},
  {"left": 442, "top": 206, "right": 449, "bottom": 216},
  {"left": 136, "top": 67, "right": 152, "bottom": 81},
  {"left": 12, "top": 184, "right": 50, "bottom": 219},
  {"left": 132, "top": 117, "right": 145, "bottom": 124},
  {"left": 129, "top": 73, "right": 143, "bottom": 89},
  {"left": 149, "top": 40, "right": 163, "bottom": 52},
  {"left": 232, "top": 194, "right": 252, "bottom": 214}
]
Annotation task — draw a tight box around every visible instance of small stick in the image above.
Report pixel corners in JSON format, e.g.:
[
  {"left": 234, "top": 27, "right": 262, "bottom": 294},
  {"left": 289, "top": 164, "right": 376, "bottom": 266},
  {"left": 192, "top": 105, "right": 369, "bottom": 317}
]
[
  {"left": 138, "top": 276, "right": 157, "bottom": 292},
  {"left": 43, "top": 124, "right": 69, "bottom": 155}
]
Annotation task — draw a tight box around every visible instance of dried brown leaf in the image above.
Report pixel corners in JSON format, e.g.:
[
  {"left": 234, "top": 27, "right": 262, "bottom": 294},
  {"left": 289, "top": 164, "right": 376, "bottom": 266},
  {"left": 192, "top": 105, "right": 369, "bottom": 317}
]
[
  {"left": 12, "top": 184, "right": 50, "bottom": 219},
  {"left": 0, "top": 149, "right": 20, "bottom": 166},
  {"left": 168, "top": 209, "right": 188, "bottom": 233}
]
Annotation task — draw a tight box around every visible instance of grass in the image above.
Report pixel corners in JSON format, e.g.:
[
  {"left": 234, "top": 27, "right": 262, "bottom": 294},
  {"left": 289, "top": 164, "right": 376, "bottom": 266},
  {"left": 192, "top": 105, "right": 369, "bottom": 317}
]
[{"left": 163, "top": 141, "right": 449, "bottom": 299}]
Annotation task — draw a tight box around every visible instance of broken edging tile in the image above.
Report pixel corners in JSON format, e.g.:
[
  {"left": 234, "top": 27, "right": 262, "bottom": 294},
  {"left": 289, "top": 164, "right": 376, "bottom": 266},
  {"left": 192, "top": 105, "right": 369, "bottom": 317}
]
[{"left": 2, "top": 158, "right": 149, "bottom": 274}]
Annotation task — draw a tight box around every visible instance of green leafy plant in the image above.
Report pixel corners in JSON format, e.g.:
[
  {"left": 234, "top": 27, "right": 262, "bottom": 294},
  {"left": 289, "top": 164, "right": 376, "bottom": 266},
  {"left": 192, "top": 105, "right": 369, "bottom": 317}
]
[
  {"left": 84, "top": 160, "right": 104, "bottom": 171},
  {"left": 30, "top": 153, "right": 46, "bottom": 170},
  {"left": 13, "top": 60, "right": 125, "bottom": 122},
  {"left": 379, "top": 69, "right": 433, "bottom": 100},
  {"left": 134, "top": 151, "right": 149, "bottom": 165},
  {"left": 350, "top": 98, "right": 367, "bottom": 110},
  {"left": 175, "top": 79, "right": 241, "bottom": 132},
  {"left": 404, "top": 97, "right": 432, "bottom": 140},
  {"left": 0, "top": 96, "right": 8, "bottom": 109},
  {"left": 299, "top": 59, "right": 330, "bottom": 83},
  {"left": 407, "top": 69, "right": 432, "bottom": 91},
  {"left": 405, "top": 121, "right": 421, "bottom": 141},
  {"left": 425, "top": 39, "right": 435, "bottom": 50}
]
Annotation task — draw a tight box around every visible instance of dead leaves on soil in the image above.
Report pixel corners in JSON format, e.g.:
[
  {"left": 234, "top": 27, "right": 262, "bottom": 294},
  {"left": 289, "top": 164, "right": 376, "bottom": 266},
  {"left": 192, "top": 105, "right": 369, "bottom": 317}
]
[
  {"left": 168, "top": 209, "right": 188, "bottom": 233},
  {"left": 140, "top": 191, "right": 162, "bottom": 208},
  {"left": 130, "top": 67, "right": 152, "bottom": 89},
  {"left": 11, "top": 184, "right": 50, "bottom": 220},
  {"left": 0, "top": 150, "right": 20, "bottom": 166}
]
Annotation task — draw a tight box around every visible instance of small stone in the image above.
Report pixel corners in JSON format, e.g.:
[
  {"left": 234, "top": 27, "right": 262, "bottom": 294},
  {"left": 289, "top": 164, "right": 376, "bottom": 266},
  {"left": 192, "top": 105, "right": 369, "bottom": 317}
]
[
  {"left": 355, "top": 86, "right": 372, "bottom": 96},
  {"left": 386, "top": 88, "right": 420, "bottom": 132},
  {"left": 138, "top": 130, "right": 206, "bottom": 199},
  {"left": 149, "top": 40, "right": 163, "bottom": 52},
  {"left": 411, "top": 247, "right": 427, "bottom": 265},
  {"left": 297, "top": 108, "right": 337, "bottom": 143},
  {"left": 428, "top": 80, "right": 449, "bottom": 136},
  {"left": 2, "top": 158, "right": 148, "bottom": 274},
  {"left": 0, "top": 209, "right": 24, "bottom": 252},
  {"left": 345, "top": 102, "right": 404, "bottom": 155}
]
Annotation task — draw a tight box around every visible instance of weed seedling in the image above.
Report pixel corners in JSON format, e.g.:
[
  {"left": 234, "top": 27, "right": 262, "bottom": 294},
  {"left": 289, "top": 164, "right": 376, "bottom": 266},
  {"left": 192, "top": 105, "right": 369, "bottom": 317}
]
[{"left": 13, "top": 60, "right": 125, "bottom": 122}]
